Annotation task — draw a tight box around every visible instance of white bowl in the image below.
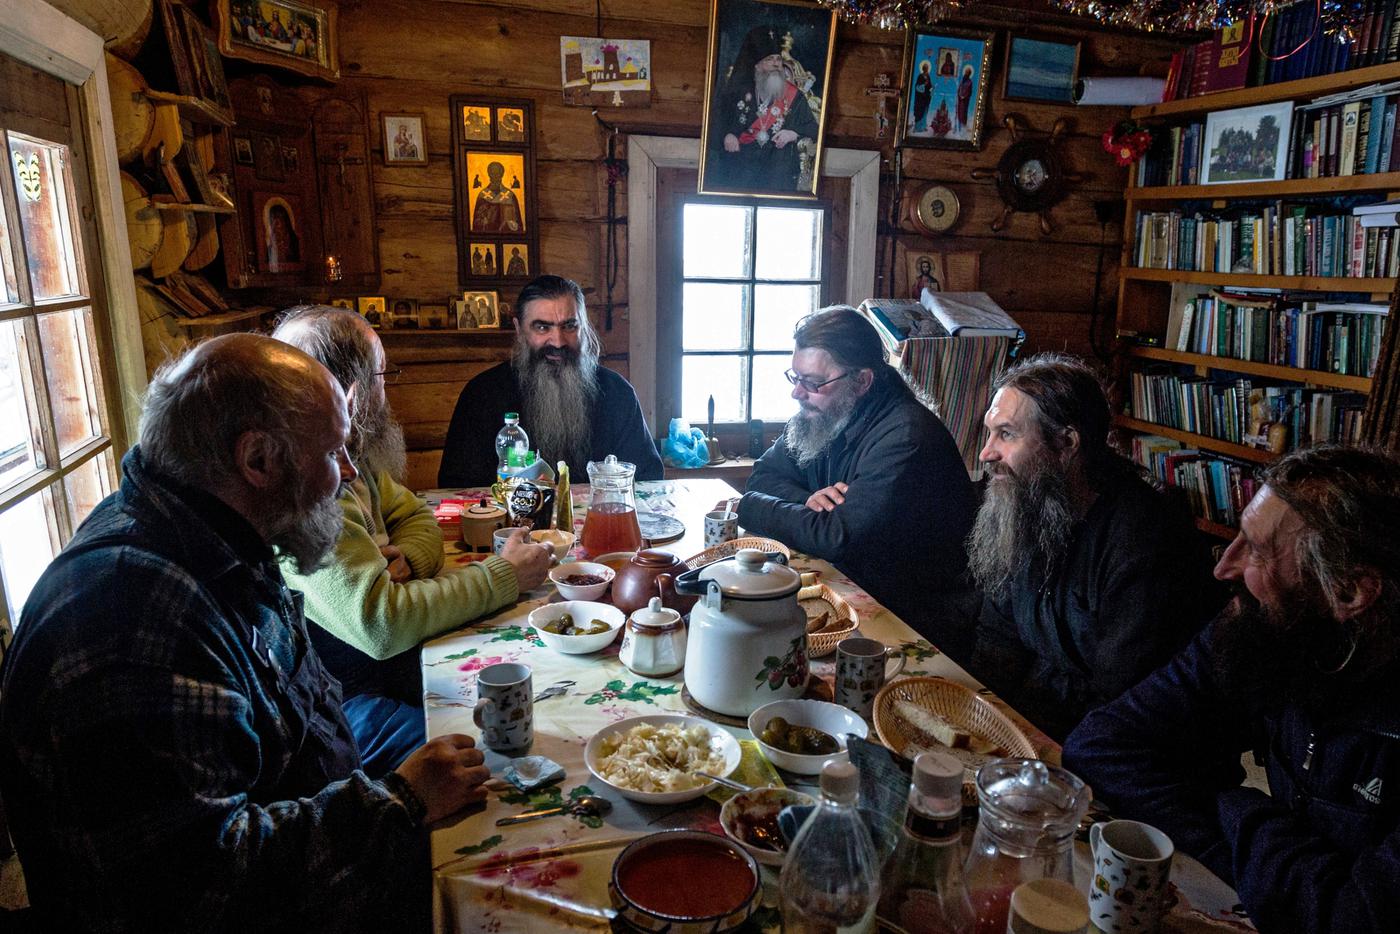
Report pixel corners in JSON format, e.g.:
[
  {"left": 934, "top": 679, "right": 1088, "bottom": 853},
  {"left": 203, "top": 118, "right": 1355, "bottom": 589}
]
[
  {"left": 548, "top": 561, "right": 615, "bottom": 601},
  {"left": 530, "top": 528, "right": 576, "bottom": 561},
  {"left": 719, "top": 787, "right": 816, "bottom": 867},
  {"left": 528, "top": 601, "right": 624, "bottom": 654},
  {"left": 747, "top": 699, "right": 869, "bottom": 775},
  {"left": 585, "top": 714, "right": 743, "bottom": 805}
]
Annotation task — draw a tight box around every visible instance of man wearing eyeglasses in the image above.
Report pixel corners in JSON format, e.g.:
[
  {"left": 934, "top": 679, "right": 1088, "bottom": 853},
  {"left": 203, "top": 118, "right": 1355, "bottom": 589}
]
[
  {"left": 733, "top": 306, "right": 979, "bottom": 652},
  {"left": 438, "top": 275, "right": 663, "bottom": 487}
]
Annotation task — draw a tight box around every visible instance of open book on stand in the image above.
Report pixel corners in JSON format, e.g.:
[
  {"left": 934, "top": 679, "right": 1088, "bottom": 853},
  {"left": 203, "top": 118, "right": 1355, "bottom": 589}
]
[{"left": 920, "top": 290, "right": 1025, "bottom": 339}]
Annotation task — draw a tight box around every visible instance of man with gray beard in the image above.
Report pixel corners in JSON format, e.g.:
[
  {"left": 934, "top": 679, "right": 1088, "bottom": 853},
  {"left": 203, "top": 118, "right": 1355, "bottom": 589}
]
[
  {"left": 274, "top": 306, "right": 551, "bottom": 776},
  {"left": 967, "top": 353, "right": 1221, "bottom": 741},
  {"left": 438, "top": 275, "right": 662, "bottom": 487},
  {"left": 734, "top": 306, "right": 977, "bottom": 647}
]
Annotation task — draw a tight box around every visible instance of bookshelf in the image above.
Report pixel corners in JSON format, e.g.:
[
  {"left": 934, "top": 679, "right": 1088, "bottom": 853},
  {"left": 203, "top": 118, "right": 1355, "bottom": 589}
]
[{"left": 1115, "top": 63, "right": 1398, "bottom": 536}]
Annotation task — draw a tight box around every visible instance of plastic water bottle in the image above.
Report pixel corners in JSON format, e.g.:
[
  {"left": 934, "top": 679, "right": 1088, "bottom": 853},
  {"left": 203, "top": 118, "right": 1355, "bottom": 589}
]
[
  {"left": 495, "top": 413, "right": 530, "bottom": 481},
  {"left": 780, "top": 760, "right": 881, "bottom": 934},
  {"left": 877, "top": 752, "right": 974, "bottom": 934}
]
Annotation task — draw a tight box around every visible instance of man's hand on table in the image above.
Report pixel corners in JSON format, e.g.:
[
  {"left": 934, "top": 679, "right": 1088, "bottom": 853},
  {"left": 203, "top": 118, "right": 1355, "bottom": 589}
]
[
  {"left": 379, "top": 544, "right": 412, "bottom": 583},
  {"left": 806, "top": 482, "right": 848, "bottom": 512},
  {"left": 396, "top": 734, "right": 490, "bottom": 824},
  {"left": 500, "top": 528, "right": 552, "bottom": 591}
]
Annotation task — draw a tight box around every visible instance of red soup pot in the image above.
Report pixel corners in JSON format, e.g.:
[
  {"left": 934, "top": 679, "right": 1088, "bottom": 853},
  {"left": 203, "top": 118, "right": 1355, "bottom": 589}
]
[{"left": 609, "top": 830, "right": 761, "bottom": 933}]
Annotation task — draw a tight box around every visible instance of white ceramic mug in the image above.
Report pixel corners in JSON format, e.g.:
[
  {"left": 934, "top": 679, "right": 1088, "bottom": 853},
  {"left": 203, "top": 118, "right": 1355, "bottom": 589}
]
[
  {"left": 472, "top": 662, "right": 533, "bottom": 752},
  {"left": 1088, "top": 819, "right": 1174, "bottom": 933},
  {"left": 704, "top": 510, "right": 739, "bottom": 548},
  {"left": 834, "top": 637, "right": 906, "bottom": 720},
  {"left": 492, "top": 526, "right": 520, "bottom": 557}
]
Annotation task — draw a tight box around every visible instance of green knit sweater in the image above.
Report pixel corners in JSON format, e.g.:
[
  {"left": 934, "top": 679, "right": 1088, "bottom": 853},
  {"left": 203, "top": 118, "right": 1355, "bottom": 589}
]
[{"left": 280, "top": 467, "right": 518, "bottom": 660}]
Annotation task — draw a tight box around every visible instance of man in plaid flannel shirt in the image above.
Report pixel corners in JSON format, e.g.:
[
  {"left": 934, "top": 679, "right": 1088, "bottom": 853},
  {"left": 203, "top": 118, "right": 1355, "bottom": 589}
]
[{"left": 0, "top": 335, "right": 489, "bottom": 932}]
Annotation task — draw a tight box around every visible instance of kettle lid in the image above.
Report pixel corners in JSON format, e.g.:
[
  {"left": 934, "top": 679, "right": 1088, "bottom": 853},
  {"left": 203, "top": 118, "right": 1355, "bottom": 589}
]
[{"left": 698, "top": 547, "right": 799, "bottom": 599}]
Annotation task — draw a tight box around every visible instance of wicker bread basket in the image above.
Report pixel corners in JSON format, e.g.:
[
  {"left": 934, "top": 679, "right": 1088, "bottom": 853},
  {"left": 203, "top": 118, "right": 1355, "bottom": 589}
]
[
  {"left": 683, "top": 536, "right": 791, "bottom": 568},
  {"left": 802, "top": 586, "right": 859, "bottom": 657},
  {"left": 872, "top": 676, "right": 1037, "bottom": 764}
]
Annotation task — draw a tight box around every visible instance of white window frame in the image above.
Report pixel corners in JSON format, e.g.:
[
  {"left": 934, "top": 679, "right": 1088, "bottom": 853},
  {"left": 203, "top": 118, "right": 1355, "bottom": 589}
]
[{"left": 627, "top": 136, "right": 879, "bottom": 434}]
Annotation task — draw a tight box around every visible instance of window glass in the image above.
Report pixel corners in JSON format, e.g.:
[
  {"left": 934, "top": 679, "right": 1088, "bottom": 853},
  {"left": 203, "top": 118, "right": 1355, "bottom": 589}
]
[
  {"left": 63, "top": 447, "right": 113, "bottom": 530},
  {"left": 682, "top": 282, "right": 747, "bottom": 350},
  {"left": 0, "top": 318, "right": 41, "bottom": 488},
  {"left": 0, "top": 487, "right": 58, "bottom": 626},
  {"left": 682, "top": 203, "right": 751, "bottom": 279},
  {"left": 751, "top": 354, "right": 800, "bottom": 422},
  {"left": 38, "top": 307, "right": 103, "bottom": 456},
  {"left": 755, "top": 207, "right": 821, "bottom": 280},
  {"left": 753, "top": 284, "right": 820, "bottom": 350},
  {"left": 682, "top": 355, "right": 744, "bottom": 424},
  {"left": 9, "top": 134, "right": 84, "bottom": 302}
]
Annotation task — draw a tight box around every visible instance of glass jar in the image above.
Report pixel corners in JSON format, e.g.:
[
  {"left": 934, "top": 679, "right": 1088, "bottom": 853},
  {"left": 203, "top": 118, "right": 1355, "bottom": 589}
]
[{"left": 580, "top": 454, "right": 642, "bottom": 559}]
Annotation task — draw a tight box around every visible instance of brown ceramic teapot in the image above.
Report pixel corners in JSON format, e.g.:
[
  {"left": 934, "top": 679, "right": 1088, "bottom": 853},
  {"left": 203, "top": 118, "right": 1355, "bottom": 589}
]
[{"left": 610, "top": 550, "right": 697, "bottom": 616}]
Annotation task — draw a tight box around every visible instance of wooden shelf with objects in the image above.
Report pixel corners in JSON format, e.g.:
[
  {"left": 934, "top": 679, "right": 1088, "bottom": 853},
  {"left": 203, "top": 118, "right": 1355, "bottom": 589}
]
[{"left": 1114, "top": 61, "right": 1398, "bottom": 538}]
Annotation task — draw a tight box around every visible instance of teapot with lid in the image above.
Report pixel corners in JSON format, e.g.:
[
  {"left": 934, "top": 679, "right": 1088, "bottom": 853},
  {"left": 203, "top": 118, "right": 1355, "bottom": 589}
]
[{"left": 675, "top": 548, "right": 807, "bottom": 717}]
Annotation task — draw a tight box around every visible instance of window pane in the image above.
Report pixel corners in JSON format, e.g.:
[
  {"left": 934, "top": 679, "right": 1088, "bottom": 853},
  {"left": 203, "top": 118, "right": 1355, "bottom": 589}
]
[
  {"left": 38, "top": 307, "right": 104, "bottom": 456},
  {"left": 755, "top": 207, "right": 821, "bottom": 280},
  {"left": 0, "top": 486, "right": 59, "bottom": 627},
  {"left": 754, "top": 284, "right": 820, "bottom": 350},
  {"left": 63, "top": 447, "right": 114, "bottom": 531},
  {"left": 752, "top": 355, "right": 800, "bottom": 422},
  {"left": 10, "top": 134, "right": 84, "bottom": 302},
  {"left": 682, "top": 282, "right": 747, "bottom": 350},
  {"left": 0, "top": 176, "right": 20, "bottom": 306},
  {"left": 0, "top": 319, "right": 42, "bottom": 488},
  {"left": 683, "top": 204, "right": 752, "bottom": 279},
  {"left": 682, "top": 354, "right": 744, "bottom": 423}
]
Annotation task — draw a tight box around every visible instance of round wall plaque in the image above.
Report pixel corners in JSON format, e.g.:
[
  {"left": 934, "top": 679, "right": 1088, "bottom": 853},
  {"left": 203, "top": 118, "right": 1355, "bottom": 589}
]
[{"left": 910, "top": 184, "right": 961, "bottom": 236}]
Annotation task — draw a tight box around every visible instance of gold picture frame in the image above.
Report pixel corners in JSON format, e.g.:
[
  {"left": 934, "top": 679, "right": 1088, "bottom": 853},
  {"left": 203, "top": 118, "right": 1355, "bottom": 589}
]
[
  {"left": 216, "top": 0, "right": 340, "bottom": 82},
  {"left": 899, "top": 27, "right": 994, "bottom": 151}
]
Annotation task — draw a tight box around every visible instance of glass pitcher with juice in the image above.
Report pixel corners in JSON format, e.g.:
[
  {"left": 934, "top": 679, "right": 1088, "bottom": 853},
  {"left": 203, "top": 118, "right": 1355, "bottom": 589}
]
[{"left": 580, "top": 455, "right": 643, "bottom": 559}]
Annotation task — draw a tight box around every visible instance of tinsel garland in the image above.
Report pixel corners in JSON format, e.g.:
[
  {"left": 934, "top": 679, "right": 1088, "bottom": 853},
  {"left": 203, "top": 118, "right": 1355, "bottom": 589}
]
[{"left": 814, "top": 0, "right": 964, "bottom": 29}]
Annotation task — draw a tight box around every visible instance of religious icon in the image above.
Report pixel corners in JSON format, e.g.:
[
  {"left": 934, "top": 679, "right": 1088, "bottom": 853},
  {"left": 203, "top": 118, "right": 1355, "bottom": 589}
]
[
  {"left": 496, "top": 108, "right": 527, "bottom": 142},
  {"left": 462, "top": 105, "right": 492, "bottom": 141},
  {"left": 457, "top": 290, "right": 500, "bottom": 330},
  {"left": 466, "top": 151, "right": 526, "bottom": 234},
  {"left": 358, "top": 295, "right": 386, "bottom": 329},
  {"left": 900, "top": 28, "right": 993, "bottom": 150},
  {"left": 470, "top": 243, "right": 499, "bottom": 276},
  {"left": 252, "top": 192, "right": 305, "bottom": 273},
  {"left": 382, "top": 112, "right": 428, "bottom": 165},
  {"left": 502, "top": 243, "right": 528, "bottom": 277},
  {"left": 391, "top": 298, "right": 419, "bottom": 328}
]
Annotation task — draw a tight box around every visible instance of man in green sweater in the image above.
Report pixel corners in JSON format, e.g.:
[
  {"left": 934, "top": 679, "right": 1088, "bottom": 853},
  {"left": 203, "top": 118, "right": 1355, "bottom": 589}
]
[{"left": 273, "top": 306, "right": 552, "bottom": 775}]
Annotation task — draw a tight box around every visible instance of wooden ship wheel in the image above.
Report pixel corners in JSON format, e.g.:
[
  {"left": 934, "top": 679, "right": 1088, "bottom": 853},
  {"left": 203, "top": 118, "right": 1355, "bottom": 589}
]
[{"left": 970, "top": 114, "right": 1086, "bottom": 236}]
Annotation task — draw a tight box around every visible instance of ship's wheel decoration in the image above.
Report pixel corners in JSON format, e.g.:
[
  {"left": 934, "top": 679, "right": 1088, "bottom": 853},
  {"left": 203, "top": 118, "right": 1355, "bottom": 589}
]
[{"left": 970, "top": 114, "right": 1084, "bottom": 236}]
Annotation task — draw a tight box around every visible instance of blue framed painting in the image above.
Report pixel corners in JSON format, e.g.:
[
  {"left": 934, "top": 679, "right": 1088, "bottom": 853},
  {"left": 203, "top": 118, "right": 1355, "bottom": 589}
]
[
  {"left": 900, "top": 28, "right": 993, "bottom": 150},
  {"left": 1004, "top": 35, "right": 1081, "bottom": 104}
]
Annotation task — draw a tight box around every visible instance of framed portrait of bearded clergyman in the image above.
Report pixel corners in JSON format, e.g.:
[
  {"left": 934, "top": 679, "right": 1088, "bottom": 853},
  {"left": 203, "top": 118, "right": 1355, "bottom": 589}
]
[{"left": 699, "top": 0, "right": 836, "bottom": 199}]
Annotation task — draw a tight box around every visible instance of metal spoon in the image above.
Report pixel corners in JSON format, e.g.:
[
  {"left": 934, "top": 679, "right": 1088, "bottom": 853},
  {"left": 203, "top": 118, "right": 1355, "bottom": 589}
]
[
  {"left": 533, "top": 679, "right": 575, "bottom": 703},
  {"left": 495, "top": 794, "right": 613, "bottom": 827},
  {"left": 694, "top": 771, "right": 754, "bottom": 793}
]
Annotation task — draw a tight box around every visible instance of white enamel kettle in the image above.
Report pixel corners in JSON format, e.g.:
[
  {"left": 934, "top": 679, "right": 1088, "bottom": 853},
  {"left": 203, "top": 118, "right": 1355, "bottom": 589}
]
[{"left": 676, "top": 548, "right": 808, "bottom": 717}]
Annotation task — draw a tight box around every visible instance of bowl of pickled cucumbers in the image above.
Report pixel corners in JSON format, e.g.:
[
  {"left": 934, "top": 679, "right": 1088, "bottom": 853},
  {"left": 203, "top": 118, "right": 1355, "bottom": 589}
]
[
  {"left": 747, "top": 699, "right": 869, "bottom": 774},
  {"left": 529, "top": 601, "right": 626, "bottom": 654}
]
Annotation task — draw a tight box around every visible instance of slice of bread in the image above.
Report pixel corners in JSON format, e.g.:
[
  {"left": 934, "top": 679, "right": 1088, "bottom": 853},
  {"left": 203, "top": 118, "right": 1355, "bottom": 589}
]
[{"left": 893, "top": 699, "right": 970, "bottom": 750}]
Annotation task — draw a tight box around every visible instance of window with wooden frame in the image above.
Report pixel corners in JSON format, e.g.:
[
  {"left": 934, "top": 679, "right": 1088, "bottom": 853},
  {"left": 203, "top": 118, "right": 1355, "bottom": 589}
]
[{"left": 0, "top": 54, "right": 125, "bottom": 632}]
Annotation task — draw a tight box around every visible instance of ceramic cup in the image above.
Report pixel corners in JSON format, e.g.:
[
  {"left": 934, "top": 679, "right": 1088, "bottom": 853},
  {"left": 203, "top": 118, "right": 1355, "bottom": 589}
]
[
  {"left": 493, "top": 526, "right": 521, "bottom": 557},
  {"left": 704, "top": 510, "right": 739, "bottom": 548},
  {"left": 1088, "top": 819, "right": 1174, "bottom": 933},
  {"left": 472, "top": 662, "right": 533, "bottom": 753},
  {"left": 834, "top": 637, "right": 907, "bottom": 720}
]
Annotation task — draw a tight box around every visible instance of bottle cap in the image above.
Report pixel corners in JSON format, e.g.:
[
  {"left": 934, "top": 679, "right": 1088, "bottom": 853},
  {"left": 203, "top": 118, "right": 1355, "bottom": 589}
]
[
  {"left": 1007, "top": 879, "right": 1088, "bottom": 934},
  {"left": 504, "top": 412, "right": 519, "bottom": 423},
  {"left": 912, "top": 751, "right": 963, "bottom": 799},
  {"left": 819, "top": 760, "right": 860, "bottom": 801}
]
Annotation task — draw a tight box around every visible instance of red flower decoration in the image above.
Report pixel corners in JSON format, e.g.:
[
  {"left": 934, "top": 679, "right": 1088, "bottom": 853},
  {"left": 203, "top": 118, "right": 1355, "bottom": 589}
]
[{"left": 1103, "top": 121, "right": 1153, "bottom": 167}]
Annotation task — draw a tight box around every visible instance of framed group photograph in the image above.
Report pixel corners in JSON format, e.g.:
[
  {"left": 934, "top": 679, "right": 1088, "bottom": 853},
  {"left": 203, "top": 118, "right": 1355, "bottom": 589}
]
[
  {"left": 1202, "top": 101, "right": 1294, "bottom": 184},
  {"left": 457, "top": 291, "right": 501, "bottom": 330},
  {"left": 1003, "top": 35, "right": 1080, "bottom": 104},
  {"left": 698, "top": 0, "right": 836, "bottom": 199},
  {"left": 451, "top": 96, "right": 539, "bottom": 287},
  {"left": 382, "top": 112, "right": 427, "bottom": 166},
  {"left": 900, "top": 28, "right": 994, "bottom": 150},
  {"left": 217, "top": 0, "right": 340, "bottom": 81}
]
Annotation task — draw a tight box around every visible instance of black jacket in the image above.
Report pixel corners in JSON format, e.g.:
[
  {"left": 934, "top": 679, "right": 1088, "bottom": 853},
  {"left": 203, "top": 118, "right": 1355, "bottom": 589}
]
[
  {"left": 738, "top": 377, "right": 976, "bottom": 639},
  {"left": 1065, "top": 625, "right": 1400, "bottom": 934},
  {"left": 437, "top": 361, "right": 663, "bottom": 488},
  {"left": 970, "top": 468, "right": 1222, "bottom": 741}
]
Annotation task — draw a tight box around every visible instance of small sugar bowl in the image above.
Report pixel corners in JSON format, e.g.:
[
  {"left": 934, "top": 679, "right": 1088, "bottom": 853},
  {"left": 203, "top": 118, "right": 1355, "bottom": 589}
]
[{"left": 619, "top": 597, "right": 687, "bottom": 678}]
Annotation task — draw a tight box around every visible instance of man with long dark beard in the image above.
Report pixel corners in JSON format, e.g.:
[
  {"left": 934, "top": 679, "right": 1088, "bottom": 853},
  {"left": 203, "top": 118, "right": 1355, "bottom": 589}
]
[
  {"left": 437, "top": 275, "right": 662, "bottom": 487},
  {"left": 734, "top": 306, "right": 976, "bottom": 646},
  {"left": 0, "top": 334, "right": 495, "bottom": 931},
  {"left": 273, "top": 306, "right": 552, "bottom": 776},
  {"left": 1065, "top": 445, "right": 1400, "bottom": 933},
  {"left": 967, "top": 353, "right": 1219, "bottom": 740}
]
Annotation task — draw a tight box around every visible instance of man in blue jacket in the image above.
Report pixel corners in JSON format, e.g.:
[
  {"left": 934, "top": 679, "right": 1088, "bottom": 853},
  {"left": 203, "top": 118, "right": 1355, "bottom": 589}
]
[{"left": 1064, "top": 445, "right": 1400, "bottom": 934}]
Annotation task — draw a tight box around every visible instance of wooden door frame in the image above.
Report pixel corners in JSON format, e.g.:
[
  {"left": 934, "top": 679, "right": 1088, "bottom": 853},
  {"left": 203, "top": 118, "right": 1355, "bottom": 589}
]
[
  {"left": 2, "top": 0, "right": 148, "bottom": 451},
  {"left": 627, "top": 136, "right": 879, "bottom": 434}
]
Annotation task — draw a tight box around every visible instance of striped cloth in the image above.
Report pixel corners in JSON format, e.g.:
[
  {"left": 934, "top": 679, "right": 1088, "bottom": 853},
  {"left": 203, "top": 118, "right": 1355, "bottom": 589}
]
[{"left": 896, "top": 334, "right": 1015, "bottom": 478}]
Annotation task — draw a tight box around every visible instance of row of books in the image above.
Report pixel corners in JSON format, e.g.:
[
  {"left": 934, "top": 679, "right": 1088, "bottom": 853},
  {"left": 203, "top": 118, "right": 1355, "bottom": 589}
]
[
  {"left": 1132, "top": 205, "right": 1400, "bottom": 279},
  {"left": 1162, "top": 1, "right": 1400, "bottom": 102},
  {"left": 1129, "top": 371, "right": 1368, "bottom": 450},
  {"left": 1129, "top": 435, "right": 1258, "bottom": 529},
  {"left": 1165, "top": 289, "right": 1389, "bottom": 376}
]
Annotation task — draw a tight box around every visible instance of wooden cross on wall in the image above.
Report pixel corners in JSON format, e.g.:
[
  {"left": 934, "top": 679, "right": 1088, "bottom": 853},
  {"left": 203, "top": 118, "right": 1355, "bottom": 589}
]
[{"left": 864, "top": 72, "right": 900, "bottom": 140}]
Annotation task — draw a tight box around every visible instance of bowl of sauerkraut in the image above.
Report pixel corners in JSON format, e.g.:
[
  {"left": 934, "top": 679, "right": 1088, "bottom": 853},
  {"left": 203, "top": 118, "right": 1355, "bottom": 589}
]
[{"left": 585, "top": 715, "right": 742, "bottom": 805}]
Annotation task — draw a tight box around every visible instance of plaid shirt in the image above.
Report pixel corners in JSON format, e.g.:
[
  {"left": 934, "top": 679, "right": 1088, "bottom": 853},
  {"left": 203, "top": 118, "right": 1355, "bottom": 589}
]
[{"left": 0, "top": 448, "right": 428, "bottom": 933}]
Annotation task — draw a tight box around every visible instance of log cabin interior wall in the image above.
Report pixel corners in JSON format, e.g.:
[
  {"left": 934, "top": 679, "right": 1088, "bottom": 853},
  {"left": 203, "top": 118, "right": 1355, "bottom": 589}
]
[{"left": 99, "top": 0, "right": 1180, "bottom": 488}]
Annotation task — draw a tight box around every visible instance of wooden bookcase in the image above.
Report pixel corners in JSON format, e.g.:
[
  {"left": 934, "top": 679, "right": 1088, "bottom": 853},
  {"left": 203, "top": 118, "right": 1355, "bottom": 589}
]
[{"left": 1115, "top": 64, "right": 1400, "bottom": 537}]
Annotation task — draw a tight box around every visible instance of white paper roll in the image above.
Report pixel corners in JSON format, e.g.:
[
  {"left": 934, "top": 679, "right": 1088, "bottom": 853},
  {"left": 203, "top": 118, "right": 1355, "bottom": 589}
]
[{"left": 1073, "top": 77, "right": 1167, "bottom": 106}]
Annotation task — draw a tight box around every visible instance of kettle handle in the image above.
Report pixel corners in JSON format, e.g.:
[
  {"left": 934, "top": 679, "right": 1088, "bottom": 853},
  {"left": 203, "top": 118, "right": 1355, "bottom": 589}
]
[{"left": 674, "top": 565, "right": 707, "bottom": 596}]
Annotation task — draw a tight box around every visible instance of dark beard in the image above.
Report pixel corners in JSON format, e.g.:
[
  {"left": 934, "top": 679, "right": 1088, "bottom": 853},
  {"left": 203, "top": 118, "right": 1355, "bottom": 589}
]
[
  {"left": 353, "top": 391, "right": 408, "bottom": 483},
  {"left": 967, "top": 450, "right": 1076, "bottom": 600},
  {"left": 782, "top": 383, "right": 860, "bottom": 468},
  {"left": 512, "top": 341, "right": 599, "bottom": 470},
  {"left": 266, "top": 482, "right": 346, "bottom": 575}
]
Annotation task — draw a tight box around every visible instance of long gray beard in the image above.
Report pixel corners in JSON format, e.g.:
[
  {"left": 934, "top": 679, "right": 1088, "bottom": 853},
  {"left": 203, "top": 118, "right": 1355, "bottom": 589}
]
[
  {"left": 782, "top": 385, "right": 859, "bottom": 468},
  {"left": 354, "top": 394, "right": 408, "bottom": 483},
  {"left": 513, "top": 343, "right": 600, "bottom": 469},
  {"left": 967, "top": 454, "right": 1076, "bottom": 600},
  {"left": 267, "top": 486, "right": 346, "bottom": 575}
]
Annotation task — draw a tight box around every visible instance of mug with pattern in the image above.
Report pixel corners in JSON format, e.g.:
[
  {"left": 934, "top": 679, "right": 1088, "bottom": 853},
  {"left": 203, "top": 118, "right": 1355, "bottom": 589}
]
[
  {"left": 1088, "top": 819, "right": 1174, "bottom": 933},
  {"left": 834, "top": 637, "right": 906, "bottom": 720},
  {"left": 473, "top": 662, "right": 533, "bottom": 753}
]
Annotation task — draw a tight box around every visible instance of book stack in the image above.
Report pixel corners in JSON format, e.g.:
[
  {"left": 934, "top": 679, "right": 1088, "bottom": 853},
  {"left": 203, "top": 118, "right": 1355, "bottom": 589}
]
[
  {"left": 1129, "top": 435, "right": 1258, "bottom": 529},
  {"left": 1133, "top": 202, "right": 1400, "bottom": 279}
]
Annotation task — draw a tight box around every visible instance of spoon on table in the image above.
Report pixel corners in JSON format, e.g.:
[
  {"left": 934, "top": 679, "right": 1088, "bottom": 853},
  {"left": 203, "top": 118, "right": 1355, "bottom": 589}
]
[
  {"left": 495, "top": 794, "right": 613, "bottom": 827},
  {"left": 693, "top": 771, "right": 754, "bottom": 793}
]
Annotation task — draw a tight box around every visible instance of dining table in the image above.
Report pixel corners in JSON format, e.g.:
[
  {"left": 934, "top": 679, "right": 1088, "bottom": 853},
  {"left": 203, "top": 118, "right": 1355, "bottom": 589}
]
[{"left": 417, "top": 478, "right": 1252, "bottom": 933}]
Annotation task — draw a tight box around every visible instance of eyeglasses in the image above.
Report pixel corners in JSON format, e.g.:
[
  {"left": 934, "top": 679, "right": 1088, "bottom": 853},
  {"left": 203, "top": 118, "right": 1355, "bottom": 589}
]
[
  {"left": 374, "top": 368, "right": 403, "bottom": 384},
  {"left": 784, "top": 369, "right": 852, "bottom": 394}
]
